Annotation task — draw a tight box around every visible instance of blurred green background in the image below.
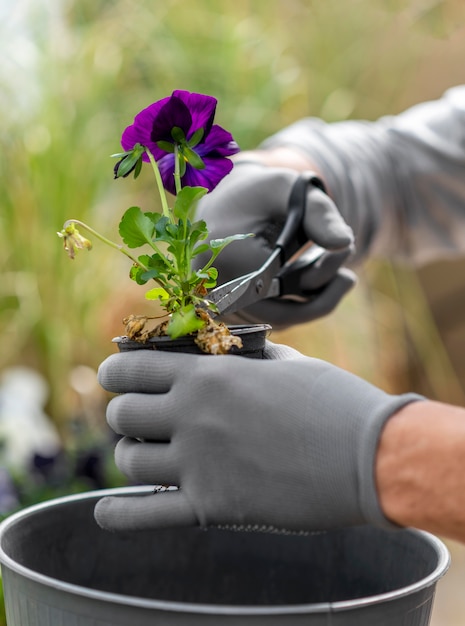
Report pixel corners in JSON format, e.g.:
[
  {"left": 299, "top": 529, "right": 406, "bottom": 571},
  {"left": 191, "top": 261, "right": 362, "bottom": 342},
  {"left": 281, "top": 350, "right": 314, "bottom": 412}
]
[{"left": 1, "top": 0, "right": 465, "bottom": 624}]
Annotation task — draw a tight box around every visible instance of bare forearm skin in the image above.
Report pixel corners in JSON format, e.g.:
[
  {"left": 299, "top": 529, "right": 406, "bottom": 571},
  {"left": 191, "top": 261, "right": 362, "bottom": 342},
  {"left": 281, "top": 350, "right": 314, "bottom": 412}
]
[
  {"left": 376, "top": 400, "right": 465, "bottom": 542},
  {"left": 234, "top": 147, "right": 322, "bottom": 176}
]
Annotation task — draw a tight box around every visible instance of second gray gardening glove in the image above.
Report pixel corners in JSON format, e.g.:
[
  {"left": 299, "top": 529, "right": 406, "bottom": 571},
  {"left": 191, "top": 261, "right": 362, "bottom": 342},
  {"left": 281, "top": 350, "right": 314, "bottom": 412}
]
[
  {"left": 195, "top": 163, "right": 356, "bottom": 329},
  {"left": 94, "top": 343, "right": 422, "bottom": 533}
]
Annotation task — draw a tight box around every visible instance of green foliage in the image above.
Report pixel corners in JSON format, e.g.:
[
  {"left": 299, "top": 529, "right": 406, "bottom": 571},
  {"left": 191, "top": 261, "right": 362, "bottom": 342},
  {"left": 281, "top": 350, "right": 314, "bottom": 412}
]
[
  {"left": 174, "top": 187, "right": 208, "bottom": 221},
  {"left": 112, "top": 143, "right": 145, "bottom": 178},
  {"left": 168, "top": 303, "right": 205, "bottom": 338},
  {"left": 116, "top": 199, "right": 250, "bottom": 338},
  {"left": 119, "top": 206, "right": 157, "bottom": 248}
]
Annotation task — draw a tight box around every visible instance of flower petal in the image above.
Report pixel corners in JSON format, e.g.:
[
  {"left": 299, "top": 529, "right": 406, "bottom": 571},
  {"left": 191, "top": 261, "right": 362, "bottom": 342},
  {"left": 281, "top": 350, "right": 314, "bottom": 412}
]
[
  {"left": 121, "top": 99, "right": 171, "bottom": 160},
  {"left": 119, "top": 91, "right": 240, "bottom": 194},
  {"left": 121, "top": 125, "right": 149, "bottom": 162},
  {"left": 133, "top": 98, "right": 169, "bottom": 135},
  {"left": 172, "top": 90, "right": 217, "bottom": 139},
  {"left": 182, "top": 157, "right": 234, "bottom": 192},
  {"left": 150, "top": 96, "right": 192, "bottom": 144},
  {"left": 157, "top": 153, "right": 177, "bottom": 196},
  {"left": 196, "top": 124, "right": 240, "bottom": 157}
]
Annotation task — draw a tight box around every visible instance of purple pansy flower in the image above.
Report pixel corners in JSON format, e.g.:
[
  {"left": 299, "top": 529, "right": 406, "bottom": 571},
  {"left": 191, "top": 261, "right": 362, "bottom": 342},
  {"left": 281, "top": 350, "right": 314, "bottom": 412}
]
[{"left": 119, "top": 90, "right": 239, "bottom": 194}]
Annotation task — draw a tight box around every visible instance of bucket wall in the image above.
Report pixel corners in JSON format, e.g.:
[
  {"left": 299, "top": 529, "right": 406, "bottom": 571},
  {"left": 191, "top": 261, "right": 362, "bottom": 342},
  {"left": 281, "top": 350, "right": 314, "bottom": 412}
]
[{"left": 0, "top": 487, "right": 450, "bottom": 626}]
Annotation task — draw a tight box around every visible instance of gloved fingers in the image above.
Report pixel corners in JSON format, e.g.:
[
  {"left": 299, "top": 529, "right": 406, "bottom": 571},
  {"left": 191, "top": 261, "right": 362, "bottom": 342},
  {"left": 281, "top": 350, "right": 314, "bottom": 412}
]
[
  {"left": 240, "top": 268, "right": 356, "bottom": 328},
  {"left": 114, "top": 437, "right": 180, "bottom": 486},
  {"left": 107, "top": 393, "right": 174, "bottom": 440},
  {"left": 98, "top": 351, "right": 197, "bottom": 394},
  {"left": 304, "top": 187, "right": 354, "bottom": 250},
  {"left": 94, "top": 490, "right": 198, "bottom": 532},
  {"left": 298, "top": 267, "right": 357, "bottom": 319},
  {"left": 298, "top": 245, "right": 355, "bottom": 292}
]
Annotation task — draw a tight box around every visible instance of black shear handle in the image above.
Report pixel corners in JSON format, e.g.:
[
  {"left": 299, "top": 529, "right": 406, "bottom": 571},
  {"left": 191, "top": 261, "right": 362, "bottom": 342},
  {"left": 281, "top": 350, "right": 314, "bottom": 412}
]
[
  {"left": 278, "top": 245, "right": 326, "bottom": 299},
  {"left": 274, "top": 171, "right": 327, "bottom": 264}
]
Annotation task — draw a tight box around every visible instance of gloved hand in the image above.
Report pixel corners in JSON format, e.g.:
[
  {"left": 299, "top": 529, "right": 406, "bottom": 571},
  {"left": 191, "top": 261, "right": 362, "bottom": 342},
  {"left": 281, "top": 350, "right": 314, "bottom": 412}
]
[
  {"left": 94, "top": 342, "right": 423, "bottom": 533},
  {"left": 195, "top": 161, "right": 357, "bottom": 328}
]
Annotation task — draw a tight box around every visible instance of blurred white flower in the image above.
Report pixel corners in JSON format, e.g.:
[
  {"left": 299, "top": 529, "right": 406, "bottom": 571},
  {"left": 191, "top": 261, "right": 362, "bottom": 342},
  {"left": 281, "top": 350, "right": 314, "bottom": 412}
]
[{"left": 0, "top": 366, "right": 61, "bottom": 471}]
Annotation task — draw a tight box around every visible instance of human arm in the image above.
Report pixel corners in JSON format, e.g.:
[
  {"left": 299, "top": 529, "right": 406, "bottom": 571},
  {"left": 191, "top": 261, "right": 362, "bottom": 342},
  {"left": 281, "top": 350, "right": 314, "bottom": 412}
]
[
  {"left": 260, "top": 85, "right": 465, "bottom": 265},
  {"left": 376, "top": 399, "right": 465, "bottom": 543}
]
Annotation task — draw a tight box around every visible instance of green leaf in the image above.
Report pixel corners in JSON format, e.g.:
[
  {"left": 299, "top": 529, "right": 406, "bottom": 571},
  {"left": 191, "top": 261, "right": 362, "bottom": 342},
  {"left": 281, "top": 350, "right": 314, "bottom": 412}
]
[
  {"left": 191, "top": 243, "right": 210, "bottom": 258},
  {"left": 129, "top": 265, "right": 148, "bottom": 285},
  {"left": 187, "top": 127, "right": 204, "bottom": 148},
  {"left": 210, "top": 233, "right": 254, "bottom": 251},
  {"left": 145, "top": 287, "right": 170, "bottom": 302},
  {"left": 119, "top": 206, "right": 156, "bottom": 248},
  {"left": 111, "top": 143, "right": 145, "bottom": 160},
  {"left": 196, "top": 266, "right": 218, "bottom": 288},
  {"left": 141, "top": 268, "right": 161, "bottom": 282},
  {"left": 111, "top": 150, "right": 132, "bottom": 158},
  {"left": 166, "top": 223, "right": 180, "bottom": 238},
  {"left": 183, "top": 146, "right": 205, "bottom": 170},
  {"left": 146, "top": 254, "right": 170, "bottom": 270},
  {"left": 188, "top": 219, "right": 209, "bottom": 247},
  {"left": 171, "top": 126, "right": 186, "bottom": 143},
  {"left": 115, "top": 154, "right": 140, "bottom": 178},
  {"left": 133, "top": 157, "right": 143, "bottom": 179},
  {"left": 173, "top": 187, "right": 208, "bottom": 221},
  {"left": 141, "top": 254, "right": 174, "bottom": 282},
  {"left": 153, "top": 215, "right": 171, "bottom": 240},
  {"left": 178, "top": 153, "right": 187, "bottom": 177},
  {"left": 156, "top": 140, "right": 175, "bottom": 153},
  {"left": 112, "top": 143, "right": 146, "bottom": 179},
  {"left": 138, "top": 253, "right": 152, "bottom": 266},
  {"left": 207, "top": 266, "right": 218, "bottom": 280},
  {"left": 167, "top": 305, "right": 205, "bottom": 339}
]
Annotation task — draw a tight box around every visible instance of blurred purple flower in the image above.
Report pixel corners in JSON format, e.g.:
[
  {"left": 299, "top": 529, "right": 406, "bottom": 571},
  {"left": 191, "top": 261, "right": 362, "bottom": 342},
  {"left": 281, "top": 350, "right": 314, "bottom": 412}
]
[{"left": 119, "top": 90, "right": 239, "bottom": 194}]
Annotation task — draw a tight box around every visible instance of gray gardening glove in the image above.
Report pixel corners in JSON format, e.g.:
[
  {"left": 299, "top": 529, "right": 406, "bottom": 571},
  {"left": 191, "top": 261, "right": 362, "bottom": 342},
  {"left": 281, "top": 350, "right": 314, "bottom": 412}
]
[
  {"left": 195, "top": 162, "right": 356, "bottom": 329},
  {"left": 94, "top": 342, "right": 422, "bottom": 533}
]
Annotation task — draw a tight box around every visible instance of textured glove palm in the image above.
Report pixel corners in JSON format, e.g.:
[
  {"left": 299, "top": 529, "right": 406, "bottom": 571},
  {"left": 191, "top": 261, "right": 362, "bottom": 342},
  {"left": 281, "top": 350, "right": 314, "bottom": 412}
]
[{"left": 94, "top": 343, "right": 422, "bottom": 533}]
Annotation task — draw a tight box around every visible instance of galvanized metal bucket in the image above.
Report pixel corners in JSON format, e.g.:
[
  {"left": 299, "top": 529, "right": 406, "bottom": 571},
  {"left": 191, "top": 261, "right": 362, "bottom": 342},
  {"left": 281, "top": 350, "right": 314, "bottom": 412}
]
[{"left": 0, "top": 486, "right": 450, "bottom": 626}]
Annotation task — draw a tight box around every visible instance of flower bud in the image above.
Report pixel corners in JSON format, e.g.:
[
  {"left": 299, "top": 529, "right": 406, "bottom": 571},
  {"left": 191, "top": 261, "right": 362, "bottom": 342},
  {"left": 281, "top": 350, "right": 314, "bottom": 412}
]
[{"left": 57, "top": 224, "right": 92, "bottom": 260}]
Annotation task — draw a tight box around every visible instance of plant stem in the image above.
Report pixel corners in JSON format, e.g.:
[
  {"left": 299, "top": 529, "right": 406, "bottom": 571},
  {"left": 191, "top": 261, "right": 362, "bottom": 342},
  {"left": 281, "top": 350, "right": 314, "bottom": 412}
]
[
  {"left": 198, "top": 248, "right": 219, "bottom": 273},
  {"left": 173, "top": 145, "right": 190, "bottom": 286},
  {"left": 64, "top": 218, "right": 172, "bottom": 292},
  {"left": 173, "top": 145, "right": 182, "bottom": 196},
  {"left": 146, "top": 149, "right": 171, "bottom": 220}
]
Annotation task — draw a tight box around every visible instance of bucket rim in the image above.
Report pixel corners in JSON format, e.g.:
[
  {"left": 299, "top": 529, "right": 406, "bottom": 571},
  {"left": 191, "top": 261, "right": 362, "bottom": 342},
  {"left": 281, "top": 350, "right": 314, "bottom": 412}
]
[{"left": 0, "top": 486, "right": 451, "bottom": 616}]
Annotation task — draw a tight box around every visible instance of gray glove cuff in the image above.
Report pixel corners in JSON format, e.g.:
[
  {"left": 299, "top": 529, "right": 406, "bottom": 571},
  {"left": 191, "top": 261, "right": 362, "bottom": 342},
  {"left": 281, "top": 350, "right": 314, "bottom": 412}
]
[
  {"left": 304, "top": 357, "right": 425, "bottom": 530},
  {"left": 357, "top": 391, "right": 425, "bottom": 529}
]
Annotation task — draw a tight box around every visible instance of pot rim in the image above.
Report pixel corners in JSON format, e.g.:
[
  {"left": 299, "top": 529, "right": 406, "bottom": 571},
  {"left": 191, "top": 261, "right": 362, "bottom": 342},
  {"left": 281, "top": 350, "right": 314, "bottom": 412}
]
[
  {"left": 0, "top": 486, "right": 450, "bottom": 616},
  {"left": 112, "top": 323, "right": 272, "bottom": 345}
]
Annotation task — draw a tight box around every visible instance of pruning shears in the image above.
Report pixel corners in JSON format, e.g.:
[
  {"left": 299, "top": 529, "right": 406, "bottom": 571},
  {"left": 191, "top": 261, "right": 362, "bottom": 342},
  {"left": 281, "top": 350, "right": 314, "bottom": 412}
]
[{"left": 205, "top": 172, "right": 330, "bottom": 317}]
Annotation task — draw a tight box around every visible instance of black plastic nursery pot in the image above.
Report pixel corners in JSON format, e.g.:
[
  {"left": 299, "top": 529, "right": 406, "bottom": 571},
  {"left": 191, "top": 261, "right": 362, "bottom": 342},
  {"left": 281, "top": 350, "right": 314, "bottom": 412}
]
[
  {"left": 113, "top": 323, "right": 272, "bottom": 358},
  {"left": 0, "top": 486, "right": 449, "bottom": 626}
]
